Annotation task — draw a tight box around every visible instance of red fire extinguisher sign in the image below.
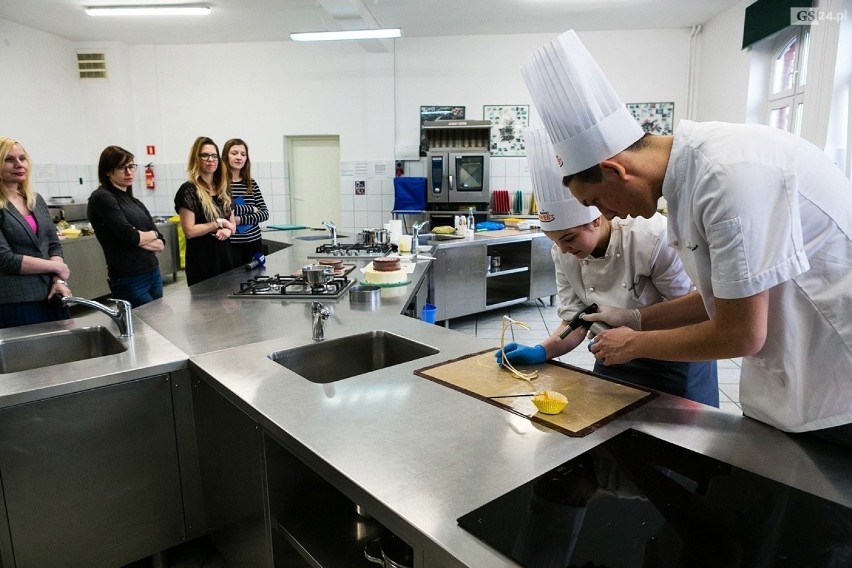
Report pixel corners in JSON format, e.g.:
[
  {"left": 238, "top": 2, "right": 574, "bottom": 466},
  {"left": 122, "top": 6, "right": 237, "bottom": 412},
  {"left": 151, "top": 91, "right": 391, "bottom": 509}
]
[{"left": 145, "top": 163, "right": 155, "bottom": 190}]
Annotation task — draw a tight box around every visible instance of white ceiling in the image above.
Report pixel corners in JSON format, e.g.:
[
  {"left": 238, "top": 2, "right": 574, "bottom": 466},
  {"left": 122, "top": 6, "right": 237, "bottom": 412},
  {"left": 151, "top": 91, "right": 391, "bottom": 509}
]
[{"left": 1, "top": 0, "right": 743, "bottom": 45}]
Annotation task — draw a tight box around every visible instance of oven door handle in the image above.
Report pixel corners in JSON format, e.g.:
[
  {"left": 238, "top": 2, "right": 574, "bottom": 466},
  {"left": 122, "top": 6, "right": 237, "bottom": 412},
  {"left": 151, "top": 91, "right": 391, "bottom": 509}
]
[{"left": 448, "top": 174, "right": 454, "bottom": 192}]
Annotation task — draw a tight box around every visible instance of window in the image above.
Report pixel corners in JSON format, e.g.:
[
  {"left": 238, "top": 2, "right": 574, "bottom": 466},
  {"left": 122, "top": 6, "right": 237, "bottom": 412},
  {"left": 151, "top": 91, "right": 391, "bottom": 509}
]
[{"left": 766, "top": 27, "right": 809, "bottom": 134}]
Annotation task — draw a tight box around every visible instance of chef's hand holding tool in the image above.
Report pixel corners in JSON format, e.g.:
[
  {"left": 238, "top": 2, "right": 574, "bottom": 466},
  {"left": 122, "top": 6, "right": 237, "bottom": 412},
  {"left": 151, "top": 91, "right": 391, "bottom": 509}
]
[{"left": 581, "top": 304, "right": 642, "bottom": 332}]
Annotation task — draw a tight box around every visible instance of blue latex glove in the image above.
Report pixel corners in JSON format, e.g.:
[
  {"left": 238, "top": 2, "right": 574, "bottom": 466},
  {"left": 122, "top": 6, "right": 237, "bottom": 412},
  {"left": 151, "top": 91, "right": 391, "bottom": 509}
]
[{"left": 495, "top": 343, "right": 547, "bottom": 366}]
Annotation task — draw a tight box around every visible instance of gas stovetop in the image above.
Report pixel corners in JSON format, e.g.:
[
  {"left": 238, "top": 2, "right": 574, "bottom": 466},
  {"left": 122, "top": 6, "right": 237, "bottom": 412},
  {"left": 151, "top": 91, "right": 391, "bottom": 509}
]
[
  {"left": 230, "top": 274, "right": 356, "bottom": 299},
  {"left": 309, "top": 243, "right": 396, "bottom": 258}
]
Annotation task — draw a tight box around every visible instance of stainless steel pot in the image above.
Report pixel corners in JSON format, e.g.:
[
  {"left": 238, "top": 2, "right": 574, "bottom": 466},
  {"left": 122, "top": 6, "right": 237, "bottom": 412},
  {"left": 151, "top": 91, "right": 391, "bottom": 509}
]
[
  {"left": 361, "top": 228, "right": 390, "bottom": 246},
  {"left": 364, "top": 531, "right": 413, "bottom": 568},
  {"left": 301, "top": 264, "right": 334, "bottom": 285}
]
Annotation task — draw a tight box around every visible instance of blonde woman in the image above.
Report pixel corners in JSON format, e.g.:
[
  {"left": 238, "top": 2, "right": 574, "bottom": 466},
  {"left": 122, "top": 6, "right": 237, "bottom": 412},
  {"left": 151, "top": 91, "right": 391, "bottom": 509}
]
[
  {"left": 174, "top": 137, "right": 236, "bottom": 286},
  {"left": 0, "top": 137, "right": 72, "bottom": 327}
]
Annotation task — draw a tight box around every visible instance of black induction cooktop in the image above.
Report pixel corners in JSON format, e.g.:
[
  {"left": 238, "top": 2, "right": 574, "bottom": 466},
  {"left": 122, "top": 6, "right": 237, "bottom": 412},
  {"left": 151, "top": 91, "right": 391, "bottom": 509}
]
[{"left": 458, "top": 429, "right": 852, "bottom": 568}]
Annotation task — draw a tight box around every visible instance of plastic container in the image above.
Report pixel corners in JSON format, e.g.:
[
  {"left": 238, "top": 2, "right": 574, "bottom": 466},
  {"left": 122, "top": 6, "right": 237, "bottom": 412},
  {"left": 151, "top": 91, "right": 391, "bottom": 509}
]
[{"left": 420, "top": 303, "right": 437, "bottom": 324}]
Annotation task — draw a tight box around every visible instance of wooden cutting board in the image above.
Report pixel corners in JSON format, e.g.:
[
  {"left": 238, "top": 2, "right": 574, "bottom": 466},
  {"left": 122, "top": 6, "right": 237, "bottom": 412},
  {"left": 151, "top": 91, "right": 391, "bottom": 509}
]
[{"left": 415, "top": 349, "right": 655, "bottom": 437}]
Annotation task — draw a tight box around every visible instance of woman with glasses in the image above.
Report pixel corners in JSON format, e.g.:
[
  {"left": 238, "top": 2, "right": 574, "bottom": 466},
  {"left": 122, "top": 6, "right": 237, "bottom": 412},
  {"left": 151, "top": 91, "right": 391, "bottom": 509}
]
[
  {"left": 174, "top": 137, "right": 236, "bottom": 286},
  {"left": 0, "top": 137, "right": 72, "bottom": 328},
  {"left": 222, "top": 138, "right": 269, "bottom": 266},
  {"left": 87, "top": 145, "right": 165, "bottom": 307}
]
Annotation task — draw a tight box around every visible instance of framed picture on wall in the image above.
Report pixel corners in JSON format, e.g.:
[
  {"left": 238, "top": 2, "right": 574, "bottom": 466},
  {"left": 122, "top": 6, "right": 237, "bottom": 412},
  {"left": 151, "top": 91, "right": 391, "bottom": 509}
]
[
  {"left": 626, "top": 102, "right": 674, "bottom": 135},
  {"left": 420, "top": 106, "right": 466, "bottom": 156},
  {"left": 483, "top": 105, "right": 529, "bottom": 157}
]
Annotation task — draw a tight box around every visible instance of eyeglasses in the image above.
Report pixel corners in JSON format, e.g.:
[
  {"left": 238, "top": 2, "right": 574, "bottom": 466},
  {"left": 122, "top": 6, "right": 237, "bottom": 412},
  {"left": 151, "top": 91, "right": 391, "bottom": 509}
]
[
  {"left": 199, "top": 153, "right": 220, "bottom": 161},
  {"left": 116, "top": 164, "right": 138, "bottom": 173}
]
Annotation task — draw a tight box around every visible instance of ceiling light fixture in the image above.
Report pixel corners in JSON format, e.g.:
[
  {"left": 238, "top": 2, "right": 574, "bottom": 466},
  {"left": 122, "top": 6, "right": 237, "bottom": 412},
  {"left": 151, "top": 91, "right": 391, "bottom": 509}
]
[
  {"left": 85, "top": 5, "right": 212, "bottom": 17},
  {"left": 290, "top": 28, "right": 402, "bottom": 42}
]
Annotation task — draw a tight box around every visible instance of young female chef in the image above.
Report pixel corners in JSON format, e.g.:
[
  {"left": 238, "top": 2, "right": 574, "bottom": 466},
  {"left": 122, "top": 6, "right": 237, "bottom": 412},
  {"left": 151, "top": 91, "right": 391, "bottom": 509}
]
[
  {"left": 521, "top": 29, "right": 852, "bottom": 447},
  {"left": 496, "top": 127, "right": 718, "bottom": 407}
]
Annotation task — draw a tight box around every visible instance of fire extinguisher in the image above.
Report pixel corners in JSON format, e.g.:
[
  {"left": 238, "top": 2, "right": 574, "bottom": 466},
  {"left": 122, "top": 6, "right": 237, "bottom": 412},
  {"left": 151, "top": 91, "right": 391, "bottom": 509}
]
[{"left": 145, "top": 163, "right": 155, "bottom": 190}]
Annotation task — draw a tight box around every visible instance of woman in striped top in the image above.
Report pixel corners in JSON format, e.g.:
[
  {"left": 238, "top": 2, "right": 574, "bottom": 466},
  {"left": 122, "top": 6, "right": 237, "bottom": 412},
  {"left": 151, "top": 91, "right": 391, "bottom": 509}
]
[{"left": 222, "top": 138, "right": 269, "bottom": 266}]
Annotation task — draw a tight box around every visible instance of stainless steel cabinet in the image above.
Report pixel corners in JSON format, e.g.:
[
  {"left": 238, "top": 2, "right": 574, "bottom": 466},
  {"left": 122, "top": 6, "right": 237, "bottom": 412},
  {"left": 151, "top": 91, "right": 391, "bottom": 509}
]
[
  {"left": 431, "top": 236, "right": 557, "bottom": 321},
  {"left": 0, "top": 376, "right": 186, "bottom": 568}
]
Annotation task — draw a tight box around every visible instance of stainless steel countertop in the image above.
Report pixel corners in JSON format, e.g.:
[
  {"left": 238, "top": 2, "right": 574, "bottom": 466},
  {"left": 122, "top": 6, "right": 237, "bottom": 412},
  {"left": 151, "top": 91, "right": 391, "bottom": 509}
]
[
  {"left": 4, "top": 229, "right": 850, "bottom": 567},
  {"left": 0, "top": 311, "right": 188, "bottom": 409},
  {"left": 150, "top": 230, "right": 852, "bottom": 567}
]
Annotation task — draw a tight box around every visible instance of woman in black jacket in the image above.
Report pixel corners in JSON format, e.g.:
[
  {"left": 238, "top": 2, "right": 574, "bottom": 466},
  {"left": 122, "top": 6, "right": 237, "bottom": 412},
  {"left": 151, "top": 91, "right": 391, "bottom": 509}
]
[{"left": 88, "top": 145, "right": 165, "bottom": 307}]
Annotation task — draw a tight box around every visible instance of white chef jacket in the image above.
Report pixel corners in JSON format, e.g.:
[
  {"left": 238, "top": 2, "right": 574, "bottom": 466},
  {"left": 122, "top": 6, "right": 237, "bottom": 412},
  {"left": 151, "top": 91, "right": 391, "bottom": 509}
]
[
  {"left": 663, "top": 120, "right": 852, "bottom": 432},
  {"left": 553, "top": 214, "right": 694, "bottom": 322}
]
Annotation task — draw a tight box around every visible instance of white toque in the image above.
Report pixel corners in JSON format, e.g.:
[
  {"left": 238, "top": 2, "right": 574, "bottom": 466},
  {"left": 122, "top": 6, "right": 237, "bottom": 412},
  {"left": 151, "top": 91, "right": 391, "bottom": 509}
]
[
  {"left": 520, "top": 29, "right": 644, "bottom": 176},
  {"left": 525, "top": 127, "right": 599, "bottom": 231}
]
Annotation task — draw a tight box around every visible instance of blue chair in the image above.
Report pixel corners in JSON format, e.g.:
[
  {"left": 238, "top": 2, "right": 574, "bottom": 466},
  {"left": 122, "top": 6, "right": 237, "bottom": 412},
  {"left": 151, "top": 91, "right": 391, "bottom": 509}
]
[{"left": 392, "top": 177, "right": 427, "bottom": 232}]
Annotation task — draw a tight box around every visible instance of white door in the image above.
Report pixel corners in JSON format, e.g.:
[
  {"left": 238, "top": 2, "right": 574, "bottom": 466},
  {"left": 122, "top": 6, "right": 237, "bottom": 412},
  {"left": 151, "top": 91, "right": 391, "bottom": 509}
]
[{"left": 287, "top": 136, "right": 340, "bottom": 228}]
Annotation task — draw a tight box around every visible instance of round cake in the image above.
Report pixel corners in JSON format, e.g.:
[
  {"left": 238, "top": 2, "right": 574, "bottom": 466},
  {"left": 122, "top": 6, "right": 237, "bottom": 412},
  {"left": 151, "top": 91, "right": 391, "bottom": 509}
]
[
  {"left": 372, "top": 257, "right": 401, "bottom": 272},
  {"left": 318, "top": 258, "right": 344, "bottom": 270},
  {"left": 364, "top": 258, "right": 407, "bottom": 285}
]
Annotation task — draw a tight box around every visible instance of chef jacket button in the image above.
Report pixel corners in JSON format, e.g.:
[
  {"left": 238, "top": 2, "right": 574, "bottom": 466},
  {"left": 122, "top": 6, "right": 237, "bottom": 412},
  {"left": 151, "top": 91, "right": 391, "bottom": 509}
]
[
  {"left": 616, "top": 253, "right": 621, "bottom": 258},
  {"left": 588, "top": 287, "right": 594, "bottom": 292},
  {"left": 622, "top": 282, "right": 627, "bottom": 288}
]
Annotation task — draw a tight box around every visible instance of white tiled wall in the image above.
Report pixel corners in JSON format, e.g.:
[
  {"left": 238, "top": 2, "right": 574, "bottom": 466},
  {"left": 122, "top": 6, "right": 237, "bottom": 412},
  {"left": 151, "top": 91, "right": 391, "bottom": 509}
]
[{"left": 31, "top": 156, "right": 537, "bottom": 229}]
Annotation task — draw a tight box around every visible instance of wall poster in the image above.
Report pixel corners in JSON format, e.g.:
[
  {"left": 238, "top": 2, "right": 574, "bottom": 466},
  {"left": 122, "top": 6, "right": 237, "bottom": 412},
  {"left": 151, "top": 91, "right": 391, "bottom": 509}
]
[
  {"left": 626, "top": 102, "right": 674, "bottom": 135},
  {"left": 420, "top": 106, "right": 465, "bottom": 156},
  {"left": 483, "top": 105, "right": 529, "bottom": 157}
]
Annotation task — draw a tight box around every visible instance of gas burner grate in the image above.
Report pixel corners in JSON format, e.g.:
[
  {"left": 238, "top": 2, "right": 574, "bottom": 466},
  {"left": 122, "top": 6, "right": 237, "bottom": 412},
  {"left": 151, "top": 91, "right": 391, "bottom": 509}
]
[
  {"left": 311, "top": 243, "right": 396, "bottom": 258},
  {"left": 231, "top": 274, "right": 355, "bottom": 299}
]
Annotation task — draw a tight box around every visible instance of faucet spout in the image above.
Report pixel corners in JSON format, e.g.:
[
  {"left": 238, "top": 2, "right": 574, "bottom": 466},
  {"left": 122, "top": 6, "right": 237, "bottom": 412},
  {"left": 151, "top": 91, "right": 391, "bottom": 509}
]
[
  {"left": 321, "top": 220, "right": 338, "bottom": 246},
  {"left": 61, "top": 297, "right": 134, "bottom": 337},
  {"left": 411, "top": 220, "right": 430, "bottom": 255},
  {"left": 311, "top": 301, "right": 330, "bottom": 341}
]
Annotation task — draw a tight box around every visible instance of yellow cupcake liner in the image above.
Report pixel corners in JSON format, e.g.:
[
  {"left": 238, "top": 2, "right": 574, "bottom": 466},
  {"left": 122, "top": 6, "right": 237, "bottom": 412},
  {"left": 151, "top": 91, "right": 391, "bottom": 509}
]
[{"left": 532, "top": 391, "right": 568, "bottom": 414}]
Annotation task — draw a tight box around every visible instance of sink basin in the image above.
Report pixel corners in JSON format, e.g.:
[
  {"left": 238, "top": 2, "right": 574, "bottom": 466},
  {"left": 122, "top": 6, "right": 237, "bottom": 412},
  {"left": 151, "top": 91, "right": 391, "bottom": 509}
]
[
  {"left": 0, "top": 326, "right": 127, "bottom": 374},
  {"left": 294, "top": 234, "right": 349, "bottom": 241},
  {"left": 268, "top": 331, "right": 438, "bottom": 383}
]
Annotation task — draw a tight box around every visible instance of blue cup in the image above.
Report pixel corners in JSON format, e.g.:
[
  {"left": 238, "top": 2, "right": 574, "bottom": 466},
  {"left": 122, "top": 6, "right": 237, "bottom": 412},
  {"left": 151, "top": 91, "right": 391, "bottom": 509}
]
[{"left": 421, "top": 303, "right": 437, "bottom": 324}]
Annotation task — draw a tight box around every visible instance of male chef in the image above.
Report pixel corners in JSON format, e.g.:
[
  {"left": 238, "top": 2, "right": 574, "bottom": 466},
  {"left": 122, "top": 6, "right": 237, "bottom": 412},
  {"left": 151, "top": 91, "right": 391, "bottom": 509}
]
[{"left": 520, "top": 29, "right": 852, "bottom": 448}]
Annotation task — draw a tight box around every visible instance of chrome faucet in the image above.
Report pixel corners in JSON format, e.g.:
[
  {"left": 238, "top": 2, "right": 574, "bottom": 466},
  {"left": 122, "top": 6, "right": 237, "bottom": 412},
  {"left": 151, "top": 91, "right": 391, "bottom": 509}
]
[
  {"left": 311, "top": 301, "right": 330, "bottom": 341},
  {"left": 61, "top": 296, "right": 134, "bottom": 337},
  {"left": 411, "top": 220, "right": 430, "bottom": 255},
  {"left": 321, "top": 220, "right": 338, "bottom": 246}
]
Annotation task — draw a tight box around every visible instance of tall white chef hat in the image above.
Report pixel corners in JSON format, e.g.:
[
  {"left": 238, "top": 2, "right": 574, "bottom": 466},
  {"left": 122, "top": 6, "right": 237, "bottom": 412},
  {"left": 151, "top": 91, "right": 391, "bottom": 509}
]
[
  {"left": 520, "top": 29, "right": 644, "bottom": 176},
  {"left": 525, "top": 127, "right": 599, "bottom": 231}
]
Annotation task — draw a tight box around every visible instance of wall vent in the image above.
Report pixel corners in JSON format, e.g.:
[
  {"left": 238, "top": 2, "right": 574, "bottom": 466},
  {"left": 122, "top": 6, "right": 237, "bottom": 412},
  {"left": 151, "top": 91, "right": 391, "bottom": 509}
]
[{"left": 76, "top": 51, "right": 108, "bottom": 80}]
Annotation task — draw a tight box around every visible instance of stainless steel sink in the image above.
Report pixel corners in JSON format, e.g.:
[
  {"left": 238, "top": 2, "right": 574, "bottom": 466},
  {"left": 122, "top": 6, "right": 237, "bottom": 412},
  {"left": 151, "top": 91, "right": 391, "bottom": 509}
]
[
  {"left": 0, "top": 326, "right": 127, "bottom": 374},
  {"left": 268, "top": 330, "right": 438, "bottom": 383}
]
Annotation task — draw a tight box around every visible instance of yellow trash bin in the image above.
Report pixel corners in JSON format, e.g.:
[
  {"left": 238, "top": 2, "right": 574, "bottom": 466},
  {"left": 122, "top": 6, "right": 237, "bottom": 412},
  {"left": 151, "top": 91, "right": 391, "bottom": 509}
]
[{"left": 168, "top": 215, "right": 185, "bottom": 269}]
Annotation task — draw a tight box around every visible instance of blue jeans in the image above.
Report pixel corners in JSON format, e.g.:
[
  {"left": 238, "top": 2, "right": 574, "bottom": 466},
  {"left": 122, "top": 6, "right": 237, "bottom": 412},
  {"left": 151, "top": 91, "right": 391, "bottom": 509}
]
[{"left": 108, "top": 268, "right": 163, "bottom": 307}]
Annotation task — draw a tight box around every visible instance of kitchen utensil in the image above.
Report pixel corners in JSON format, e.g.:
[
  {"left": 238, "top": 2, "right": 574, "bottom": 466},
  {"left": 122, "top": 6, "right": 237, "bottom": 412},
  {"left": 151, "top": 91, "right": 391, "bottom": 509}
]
[
  {"left": 349, "top": 285, "right": 381, "bottom": 308},
  {"left": 301, "top": 264, "right": 334, "bottom": 285},
  {"left": 362, "top": 228, "right": 390, "bottom": 246},
  {"left": 364, "top": 530, "right": 413, "bottom": 568}
]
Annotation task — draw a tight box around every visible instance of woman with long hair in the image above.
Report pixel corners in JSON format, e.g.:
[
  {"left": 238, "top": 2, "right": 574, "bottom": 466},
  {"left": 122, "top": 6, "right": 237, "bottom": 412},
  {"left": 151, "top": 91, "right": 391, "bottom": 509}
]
[
  {"left": 0, "top": 137, "right": 72, "bottom": 328},
  {"left": 222, "top": 138, "right": 269, "bottom": 266},
  {"left": 88, "top": 145, "right": 165, "bottom": 306},
  {"left": 174, "top": 137, "right": 236, "bottom": 286}
]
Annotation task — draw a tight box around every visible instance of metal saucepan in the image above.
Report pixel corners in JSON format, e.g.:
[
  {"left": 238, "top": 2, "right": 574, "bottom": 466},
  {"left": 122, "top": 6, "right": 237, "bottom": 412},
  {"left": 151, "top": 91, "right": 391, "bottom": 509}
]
[
  {"left": 301, "top": 264, "right": 334, "bottom": 285},
  {"left": 361, "top": 228, "right": 390, "bottom": 246},
  {"left": 364, "top": 530, "right": 413, "bottom": 568}
]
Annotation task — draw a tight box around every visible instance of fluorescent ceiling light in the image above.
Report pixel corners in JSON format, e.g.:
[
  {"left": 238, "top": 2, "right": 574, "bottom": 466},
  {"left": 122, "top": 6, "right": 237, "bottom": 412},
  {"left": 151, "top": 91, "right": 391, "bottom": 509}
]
[
  {"left": 290, "top": 28, "right": 402, "bottom": 42},
  {"left": 85, "top": 5, "right": 212, "bottom": 17}
]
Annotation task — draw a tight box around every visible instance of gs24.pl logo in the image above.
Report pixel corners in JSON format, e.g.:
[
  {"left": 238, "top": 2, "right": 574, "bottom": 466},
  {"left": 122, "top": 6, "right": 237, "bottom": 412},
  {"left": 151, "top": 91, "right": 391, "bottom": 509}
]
[{"left": 791, "top": 7, "right": 848, "bottom": 25}]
